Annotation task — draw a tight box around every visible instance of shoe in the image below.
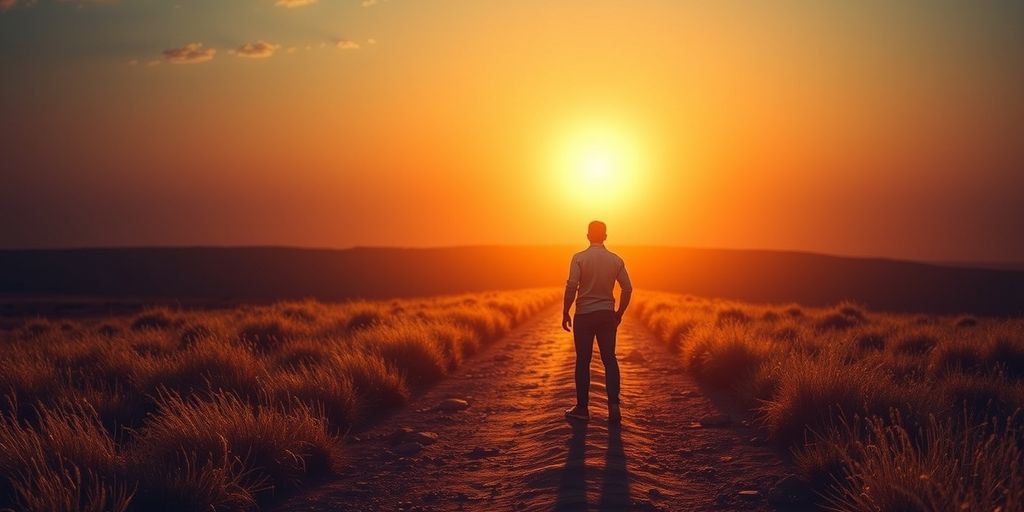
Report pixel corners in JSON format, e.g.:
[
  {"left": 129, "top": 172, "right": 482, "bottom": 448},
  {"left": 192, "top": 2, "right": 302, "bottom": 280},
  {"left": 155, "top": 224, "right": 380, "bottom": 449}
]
[
  {"left": 608, "top": 402, "right": 621, "bottom": 424},
  {"left": 564, "top": 405, "right": 590, "bottom": 422}
]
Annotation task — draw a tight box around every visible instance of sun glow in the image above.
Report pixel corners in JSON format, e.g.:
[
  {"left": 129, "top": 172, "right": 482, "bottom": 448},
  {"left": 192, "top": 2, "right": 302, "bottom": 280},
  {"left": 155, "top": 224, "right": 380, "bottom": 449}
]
[{"left": 552, "top": 120, "right": 647, "bottom": 213}]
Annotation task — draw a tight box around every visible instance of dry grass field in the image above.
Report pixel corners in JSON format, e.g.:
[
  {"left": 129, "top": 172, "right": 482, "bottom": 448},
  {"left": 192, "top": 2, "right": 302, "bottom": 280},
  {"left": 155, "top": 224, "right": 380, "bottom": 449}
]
[
  {"left": 636, "top": 292, "right": 1024, "bottom": 511},
  {"left": 0, "top": 289, "right": 557, "bottom": 512}
]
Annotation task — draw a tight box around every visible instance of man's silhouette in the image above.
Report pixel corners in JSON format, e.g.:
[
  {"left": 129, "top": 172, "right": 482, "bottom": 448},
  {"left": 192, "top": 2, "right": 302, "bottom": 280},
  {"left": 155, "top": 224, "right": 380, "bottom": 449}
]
[{"left": 562, "top": 220, "right": 632, "bottom": 423}]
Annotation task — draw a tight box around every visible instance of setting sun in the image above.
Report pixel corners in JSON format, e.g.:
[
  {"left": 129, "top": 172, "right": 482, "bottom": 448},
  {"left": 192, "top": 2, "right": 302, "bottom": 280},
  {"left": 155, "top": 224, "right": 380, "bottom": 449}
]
[{"left": 552, "top": 120, "right": 649, "bottom": 215}]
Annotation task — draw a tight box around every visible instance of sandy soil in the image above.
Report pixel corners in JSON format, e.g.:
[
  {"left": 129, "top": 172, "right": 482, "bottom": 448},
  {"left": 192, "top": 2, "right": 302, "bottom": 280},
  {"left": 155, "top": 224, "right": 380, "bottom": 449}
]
[{"left": 274, "top": 310, "right": 805, "bottom": 512}]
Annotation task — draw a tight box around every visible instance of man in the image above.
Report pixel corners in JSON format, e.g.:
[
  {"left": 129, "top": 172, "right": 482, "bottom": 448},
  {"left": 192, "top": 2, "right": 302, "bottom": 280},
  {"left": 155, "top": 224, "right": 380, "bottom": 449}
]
[{"left": 562, "top": 220, "right": 632, "bottom": 423}]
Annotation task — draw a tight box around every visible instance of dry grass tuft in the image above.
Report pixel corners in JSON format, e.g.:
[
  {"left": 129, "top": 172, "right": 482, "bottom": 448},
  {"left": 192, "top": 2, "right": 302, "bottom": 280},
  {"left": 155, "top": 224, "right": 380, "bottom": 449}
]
[{"left": 130, "top": 309, "right": 175, "bottom": 331}]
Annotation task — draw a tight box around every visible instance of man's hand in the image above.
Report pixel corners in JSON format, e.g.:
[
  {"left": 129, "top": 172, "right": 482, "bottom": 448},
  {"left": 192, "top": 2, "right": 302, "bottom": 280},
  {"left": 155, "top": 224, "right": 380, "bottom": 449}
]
[{"left": 561, "top": 313, "right": 573, "bottom": 332}]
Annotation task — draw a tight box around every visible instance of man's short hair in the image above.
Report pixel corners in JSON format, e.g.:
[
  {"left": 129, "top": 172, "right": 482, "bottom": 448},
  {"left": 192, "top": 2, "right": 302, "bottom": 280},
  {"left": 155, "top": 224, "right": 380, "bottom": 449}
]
[{"left": 588, "top": 221, "right": 607, "bottom": 242}]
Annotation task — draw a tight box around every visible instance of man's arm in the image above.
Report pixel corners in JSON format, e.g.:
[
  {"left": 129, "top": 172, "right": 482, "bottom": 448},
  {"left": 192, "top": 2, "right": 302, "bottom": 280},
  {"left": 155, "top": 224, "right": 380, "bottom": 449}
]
[
  {"left": 615, "top": 263, "right": 632, "bottom": 324},
  {"left": 563, "top": 255, "right": 580, "bottom": 332}
]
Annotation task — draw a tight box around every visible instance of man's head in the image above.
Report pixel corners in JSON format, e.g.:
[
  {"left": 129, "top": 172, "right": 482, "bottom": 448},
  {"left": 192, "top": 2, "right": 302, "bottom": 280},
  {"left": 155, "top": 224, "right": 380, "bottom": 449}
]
[{"left": 587, "top": 220, "right": 607, "bottom": 244}]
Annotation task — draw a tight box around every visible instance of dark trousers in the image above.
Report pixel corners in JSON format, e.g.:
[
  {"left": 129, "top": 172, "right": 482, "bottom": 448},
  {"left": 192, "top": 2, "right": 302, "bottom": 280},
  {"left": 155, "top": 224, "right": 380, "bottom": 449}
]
[{"left": 573, "top": 309, "right": 620, "bottom": 407}]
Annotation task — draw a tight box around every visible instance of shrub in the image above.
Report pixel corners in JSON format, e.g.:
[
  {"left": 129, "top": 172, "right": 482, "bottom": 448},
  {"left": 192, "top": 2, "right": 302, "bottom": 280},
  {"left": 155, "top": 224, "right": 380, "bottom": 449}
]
[
  {"left": 683, "top": 326, "right": 765, "bottom": 389},
  {"left": 130, "top": 333, "right": 177, "bottom": 357},
  {"left": 97, "top": 324, "right": 121, "bottom": 337},
  {"left": 893, "top": 332, "right": 939, "bottom": 355},
  {"left": 770, "top": 325, "right": 802, "bottom": 343},
  {"left": 815, "top": 313, "right": 859, "bottom": 331},
  {"left": 128, "top": 451, "right": 257, "bottom": 512},
  {"left": 929, "top": 341, "right": 984, "bottom": 376},
  {"left": 271, "top": 339, "right": 333, "bottom": 370},
  {"left": 0, "top": 357, "right": 62, "bottom": 418},
  {"left": 133, "top": 344, "right": 264, "bottom": 399},
  {"left": 133, "top": 391, "right": 338, "bottom": 501},
  {"left": 988, "top": 336, "right": 1024, "bottom": 379},
  {"left": 426, "top": 321, "right": 477, "bottom": 369},
  {"left": 761, "top": 357, "right": 890, "bottom": 446},
  {"left": 131, "top": 309, "right": 175, "bottom": 331},
  {"left": 358, "top": 323, "right": 448, "bottom": 389},
  {"left": 330, "top": 352, "right": 409, "bottom": 421},
  {"left": 826, "top": 415, "right": 1024, "bottom": 512},
  {"left": 662, "top": 320, "right": 697, "bottom": 351},
  {"left": 16, "top": 319, "right": 53, "bottom": 340},
  {"left": 277, "top": 302, "right": 319, "bottom": 324},
  {"left": 269, "top": 367, "right": 357, "bottom": 434},
  {"left": 237, "top": 318, "right": 293, "bottom": 351},
  {"left": 179, "top": 322, "right": 215, "bottom": 347},
  {"left": 715, "top": 308, "right": 751, "bottom": 326},
  {"left": 855, "top": 331, "right": 886, "bottom": 351},
  {"left": 0, "top": 401, "right": 129, "bottom": 512},
  {"left": 835, "top": 302, "right": 867, "bottom": 322},
  {"left": 940, "top": 373, "right": 1022, "bottom": 421},
  {"left": 342, "top": 303, "right": 385, "bottom": 333},
  {"left": 445, "top": 306, "right": 511, "bottom": 341},
  {"left": 954, "top": 316, "right": 979, "bottom": 328},
  {"left": 794, "top": 438, "right": 850, "bottom": 491}
]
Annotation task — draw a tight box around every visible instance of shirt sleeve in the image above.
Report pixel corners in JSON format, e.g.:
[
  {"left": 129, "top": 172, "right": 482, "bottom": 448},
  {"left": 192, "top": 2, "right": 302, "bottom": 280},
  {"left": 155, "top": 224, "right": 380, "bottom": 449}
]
[
  {"left": 566, "top": 254, "right": 581, "bottom": 292},
  {"left": 616, "top": 261, "right": 633, "bottom": 292}
]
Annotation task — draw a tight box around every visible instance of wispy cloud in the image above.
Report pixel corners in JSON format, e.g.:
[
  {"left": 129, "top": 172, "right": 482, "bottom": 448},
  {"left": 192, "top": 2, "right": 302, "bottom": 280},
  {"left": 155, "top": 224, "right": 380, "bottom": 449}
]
[
  {"left": 274, "top": 0, "right": 316, "bottom": 8},
  {"left": 336, "top": 39, "right": 360, "bottom": 50},
  {"left": 361, "top": 0, "right": 377, "bottom": 6},
  {"left": 162, "top": 43, "right": 216, "bottom": 64},
  {"left": 233, "top": 41, "right": 280, "bottom": 59}
]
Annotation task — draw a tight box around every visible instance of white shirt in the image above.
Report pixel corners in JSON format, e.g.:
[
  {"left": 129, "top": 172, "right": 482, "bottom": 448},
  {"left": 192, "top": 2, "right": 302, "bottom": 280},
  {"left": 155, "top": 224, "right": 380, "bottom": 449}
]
[{"left": 566, "top": 243, "right": 633, "bottom": 315}]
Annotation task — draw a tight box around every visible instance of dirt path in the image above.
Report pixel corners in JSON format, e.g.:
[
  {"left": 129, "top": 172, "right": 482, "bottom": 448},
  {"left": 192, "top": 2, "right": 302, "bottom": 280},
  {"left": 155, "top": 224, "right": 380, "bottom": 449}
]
[{"left": 275, "top": 311, "right": 802, "bottom": 511}]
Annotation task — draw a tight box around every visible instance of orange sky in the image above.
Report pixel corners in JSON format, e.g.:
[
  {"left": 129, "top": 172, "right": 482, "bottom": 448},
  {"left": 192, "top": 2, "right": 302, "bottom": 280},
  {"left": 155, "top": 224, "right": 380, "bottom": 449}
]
[{"left": 1, "top": 1, "right": 1023, "bottom": 262}]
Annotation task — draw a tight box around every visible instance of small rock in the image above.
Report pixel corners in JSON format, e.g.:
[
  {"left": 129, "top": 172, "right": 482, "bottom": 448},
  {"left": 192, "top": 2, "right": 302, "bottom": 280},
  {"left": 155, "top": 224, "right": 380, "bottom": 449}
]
[
  {"left": 409, "top": 431, "right": 439, "bottom": 445},
  {"left": 438, "top": 398, "right": 470, "bottom": 412},
  {"left": 719, "top": 455, "right": 734, "bottom": 463},
  {"left": 393, "top": 442, "right": 423, "bottom": 456},
  {"left": 699, "top": 414, "right": 732, "bottom": 427},
  {"left": 389, "top": 427, "right": 415, "bottom": 443},
  {"left": 738, "top": 490, "right": 760, "bottom": 499},
  {"left": 768, "top": 475, "right": 813, "bottom": 505}
]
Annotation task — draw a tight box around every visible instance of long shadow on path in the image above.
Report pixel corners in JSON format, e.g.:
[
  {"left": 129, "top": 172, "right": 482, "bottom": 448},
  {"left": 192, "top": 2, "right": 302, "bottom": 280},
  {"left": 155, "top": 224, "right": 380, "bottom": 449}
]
[
  {"left": 555, "top": 419, "right": 630, "bottom": 511},
  {"left": 599, "top": 423, "right": 629, "bottom": 511}
]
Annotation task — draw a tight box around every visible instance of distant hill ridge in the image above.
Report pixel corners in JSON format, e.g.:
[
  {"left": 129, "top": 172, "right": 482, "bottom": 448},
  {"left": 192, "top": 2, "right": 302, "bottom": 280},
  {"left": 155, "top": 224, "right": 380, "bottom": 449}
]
[{"left": 1, "top": 246, "right": 1022, "bottom": 316}]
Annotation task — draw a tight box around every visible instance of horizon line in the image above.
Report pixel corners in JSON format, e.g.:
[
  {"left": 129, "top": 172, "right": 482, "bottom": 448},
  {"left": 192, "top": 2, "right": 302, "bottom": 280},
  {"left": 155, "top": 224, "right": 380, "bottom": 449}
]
[{"left": 3, "top": 243, "right": 1023, "bottom": 269}]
